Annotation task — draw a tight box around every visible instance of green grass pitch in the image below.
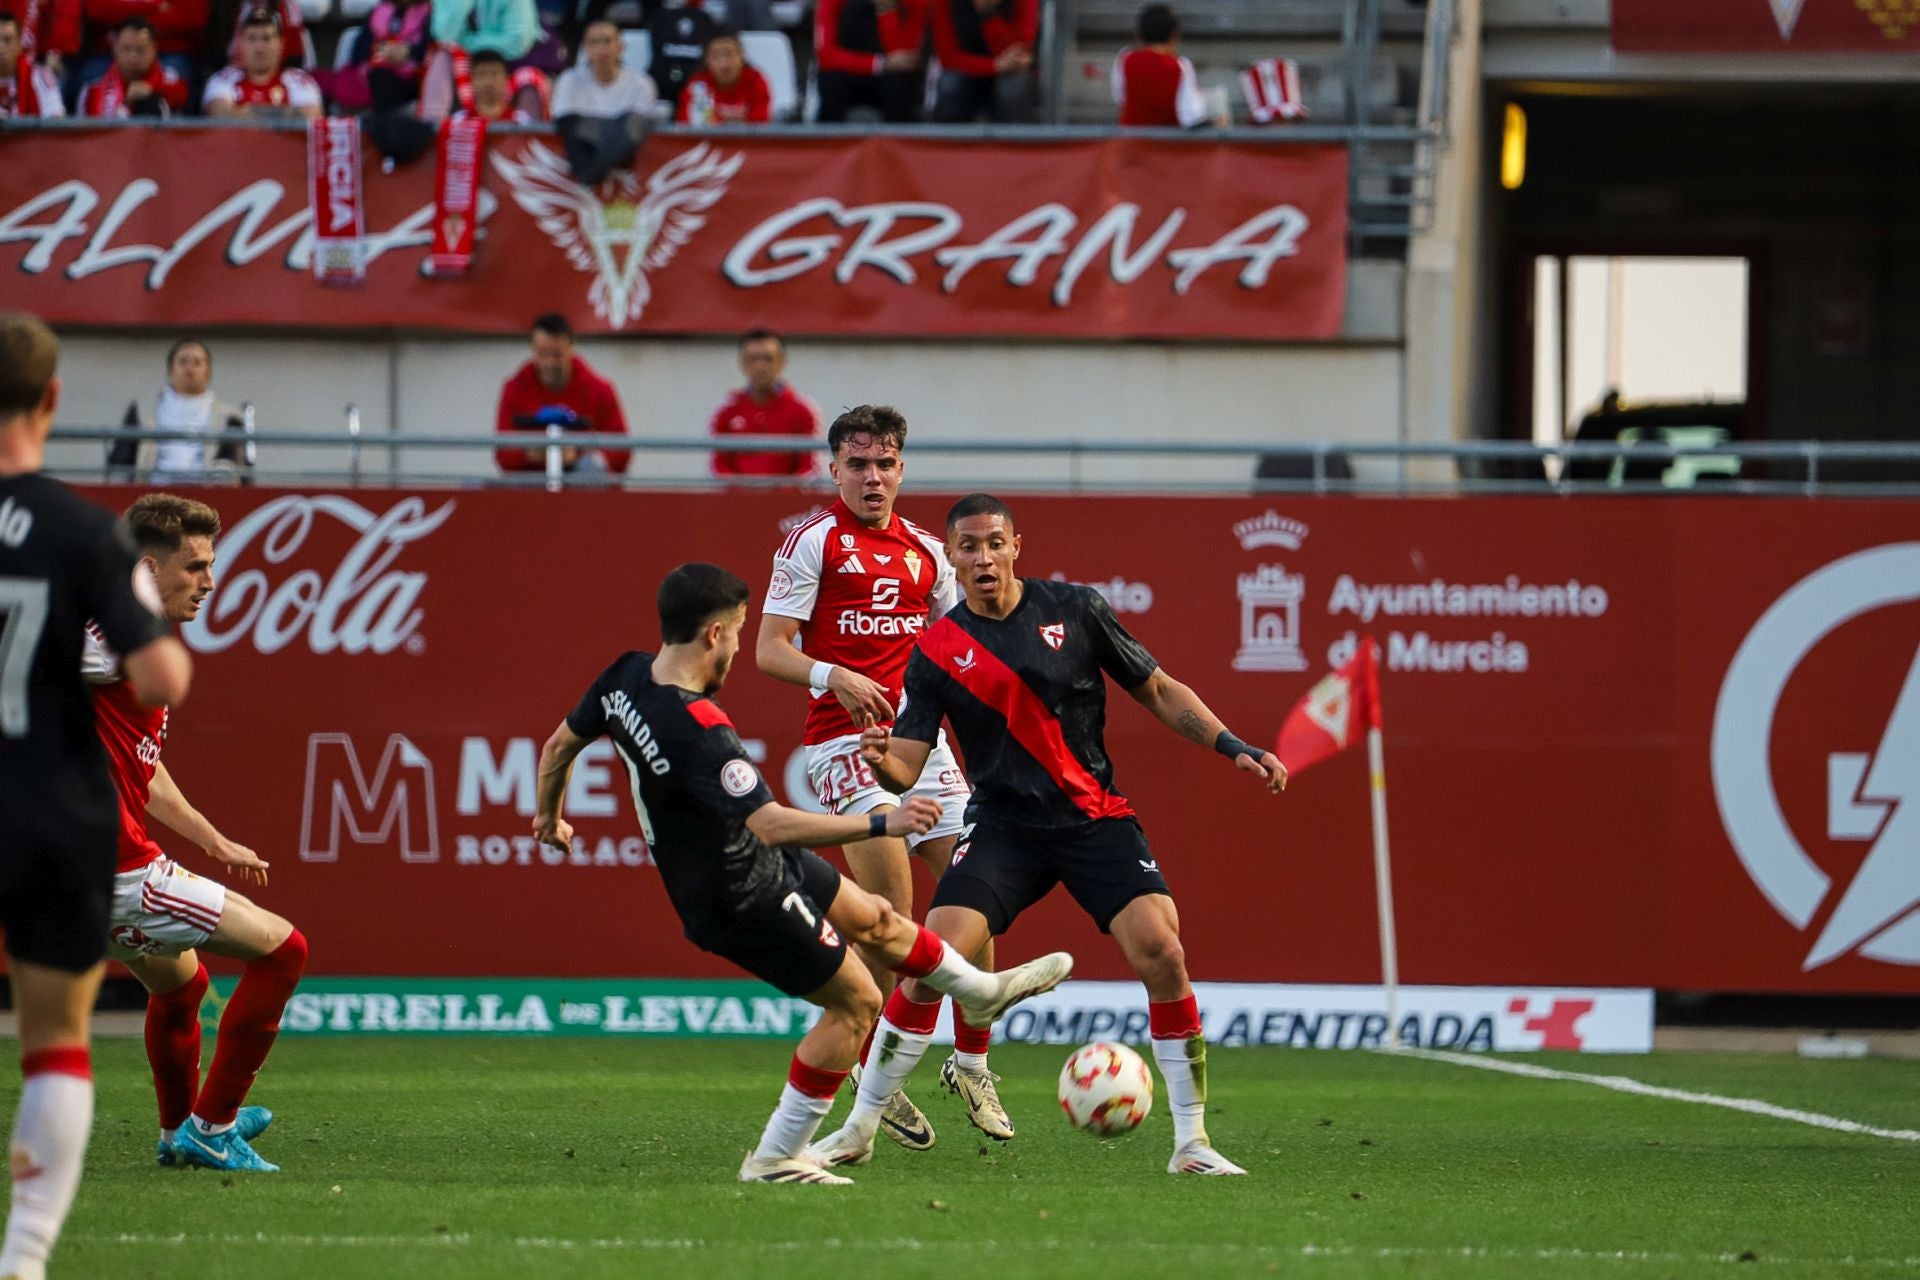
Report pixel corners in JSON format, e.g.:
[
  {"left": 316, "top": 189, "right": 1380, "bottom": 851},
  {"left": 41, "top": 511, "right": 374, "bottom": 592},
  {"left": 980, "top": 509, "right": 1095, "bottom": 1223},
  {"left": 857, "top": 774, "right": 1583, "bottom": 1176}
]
[{"left": 18, "top": 1037, "right": 1919, "bottom": 1279}]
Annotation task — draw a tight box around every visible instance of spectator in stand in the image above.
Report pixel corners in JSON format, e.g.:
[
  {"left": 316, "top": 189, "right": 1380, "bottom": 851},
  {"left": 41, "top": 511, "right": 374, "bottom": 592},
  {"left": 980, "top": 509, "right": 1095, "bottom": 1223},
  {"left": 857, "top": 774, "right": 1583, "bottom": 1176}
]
[
  {"left": 0, "top": 0, "right": 58, "bottom": 76},
  {"left": 1113, "top": 2, "right": 1206, "bottom": 128},
  {"left": 217, "top": 0, "right": 306, "bottom": 66},
  {"left": 551, "top": 18, "right": 655, "bottom": 184},
  {"left": 454, "top": 47, "right": 537, "bottom": 120},
  {"left": 78, "top": 17, "right": 188, "bottom": 116},
  {"left": 710, "top": 329, "right": 820, "bottom": 480},
  {"left": 0, "top": 12, "right": 64, "bottom": 115},
  {"left": 643, "top": 0, "right": 714, "bottom": 115},
  {"left": 319, "top": 0, "right": 431, "bottom": 113},
  {"left": 815, "top": 0, "right": 923, "bottom": 124},
  {"left": 49, "top": 0, "right": 205, "bottom": 89},
  {"left": 495, "top": 314, "right": 632, "bottom": 479},
  {"left": 677, "top": 26, "right": 768, "bottom": 124},
  {"left": 929, "top": 0, "right": 1033, "bottom": 123},
  {"left": 203, "top": 8, "right": 319, "bottom": 117},
  {"left": 107, "top": 339, "right": 251, "bottom": 482}
]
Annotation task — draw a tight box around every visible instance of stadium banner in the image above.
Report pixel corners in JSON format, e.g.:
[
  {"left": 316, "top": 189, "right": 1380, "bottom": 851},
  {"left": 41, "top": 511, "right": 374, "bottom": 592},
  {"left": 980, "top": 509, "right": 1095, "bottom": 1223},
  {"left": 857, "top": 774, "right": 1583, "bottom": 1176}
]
[
  {"left": 1611, "top": 0, "right": 1920, "bottom": 52},
  {"left": 0, "top": 127, "right": 1347, "bottom": 340},
  {"left": 92, "top": 487, "right": 1920, "bottom": 997}
]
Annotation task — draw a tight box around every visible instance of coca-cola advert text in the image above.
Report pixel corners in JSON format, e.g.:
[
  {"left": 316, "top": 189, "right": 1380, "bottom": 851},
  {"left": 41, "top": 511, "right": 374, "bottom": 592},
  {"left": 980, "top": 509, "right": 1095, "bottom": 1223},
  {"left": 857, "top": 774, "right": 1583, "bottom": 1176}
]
[
  {"left": 0, "top": 127, "right": 1348, "bottom": 340},
  {"left": 84, "top": 487, "right": 1920, "bottom": 995}
]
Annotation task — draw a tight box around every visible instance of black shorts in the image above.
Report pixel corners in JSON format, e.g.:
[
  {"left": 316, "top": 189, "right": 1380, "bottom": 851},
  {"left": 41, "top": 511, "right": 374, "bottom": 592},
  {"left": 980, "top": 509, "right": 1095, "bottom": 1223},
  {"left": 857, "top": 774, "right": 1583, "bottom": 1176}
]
[
  {"left": 929, "top": 815, "right": 1170, "bottom": 936},
  {"left": 0, "top": 802, "right": 116, "bottom": 973},
  {"left": 698, "top": 847, "right": 847, "bottom": 998}
]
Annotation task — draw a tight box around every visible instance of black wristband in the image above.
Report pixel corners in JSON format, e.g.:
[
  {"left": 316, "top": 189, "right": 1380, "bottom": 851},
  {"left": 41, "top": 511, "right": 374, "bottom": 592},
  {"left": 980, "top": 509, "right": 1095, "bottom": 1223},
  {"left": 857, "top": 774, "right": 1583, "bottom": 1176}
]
[
  {"left": 1214, "top": 730, "right": 1256, "bottom": 762},
  {"left": 868, "top": 812, "right": 888, "bottom": 839}
]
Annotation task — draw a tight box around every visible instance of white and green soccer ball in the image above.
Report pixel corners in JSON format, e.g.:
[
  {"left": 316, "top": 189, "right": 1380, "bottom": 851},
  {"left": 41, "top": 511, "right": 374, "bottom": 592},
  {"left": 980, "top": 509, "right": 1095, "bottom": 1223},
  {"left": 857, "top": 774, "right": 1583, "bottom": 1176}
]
[{"left": 1058, "top": 1041, "right": 1154, "bottom": 1135}]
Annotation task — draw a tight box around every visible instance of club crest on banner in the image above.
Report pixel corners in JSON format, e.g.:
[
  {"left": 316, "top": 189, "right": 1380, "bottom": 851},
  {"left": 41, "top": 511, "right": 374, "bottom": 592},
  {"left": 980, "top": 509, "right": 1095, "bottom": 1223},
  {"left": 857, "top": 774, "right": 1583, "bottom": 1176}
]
[
  {"left": 1712, "top": 543, "right": 1920, "bottom": 968},
  {"left": 492, "top": 141, "right": 743, "bottom": 330},
  {"left": 1232, "top": 511, "right": 1309, "bottom": 672}
]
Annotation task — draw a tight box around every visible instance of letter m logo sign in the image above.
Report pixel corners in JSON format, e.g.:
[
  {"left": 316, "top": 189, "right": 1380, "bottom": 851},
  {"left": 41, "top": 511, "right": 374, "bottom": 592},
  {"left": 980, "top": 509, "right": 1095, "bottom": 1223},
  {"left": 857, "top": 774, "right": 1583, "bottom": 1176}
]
[{"left": 300, "top": 733, "right": 440, "bottom": 863}]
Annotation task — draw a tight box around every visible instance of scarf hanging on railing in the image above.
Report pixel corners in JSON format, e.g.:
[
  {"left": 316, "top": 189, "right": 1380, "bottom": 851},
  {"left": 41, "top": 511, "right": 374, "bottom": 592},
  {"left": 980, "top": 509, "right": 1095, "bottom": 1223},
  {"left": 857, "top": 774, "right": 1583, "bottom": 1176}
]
[
  {"left": 307, "top": 116, "right": 367, "bottom": 286},
  {"left": 427, "top": 114, "right": 486, "bottom": 277}
]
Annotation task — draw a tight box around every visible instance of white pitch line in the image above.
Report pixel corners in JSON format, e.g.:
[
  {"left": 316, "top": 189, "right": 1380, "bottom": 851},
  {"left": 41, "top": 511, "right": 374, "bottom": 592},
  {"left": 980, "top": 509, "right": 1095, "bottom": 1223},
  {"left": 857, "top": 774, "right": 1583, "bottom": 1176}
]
[
  {"left": 1391, "top": 1048, "right": 1920, "bottom": 1142},
  {"left": 78, "top": 1234, "right": 1920, "bottom": 1268}
]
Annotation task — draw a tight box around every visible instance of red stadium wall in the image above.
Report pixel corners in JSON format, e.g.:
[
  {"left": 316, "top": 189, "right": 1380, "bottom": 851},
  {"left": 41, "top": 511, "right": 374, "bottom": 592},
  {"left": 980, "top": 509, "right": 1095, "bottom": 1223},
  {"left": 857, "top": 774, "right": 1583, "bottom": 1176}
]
[{"left": 81, "top": 486, "right": 1920, "bottom": 995}]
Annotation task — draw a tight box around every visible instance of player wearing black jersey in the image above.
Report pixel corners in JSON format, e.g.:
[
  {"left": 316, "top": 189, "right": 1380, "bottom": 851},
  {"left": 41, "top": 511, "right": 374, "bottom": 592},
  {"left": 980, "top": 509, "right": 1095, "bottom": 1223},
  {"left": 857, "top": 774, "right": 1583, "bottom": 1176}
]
[
  {"left": 531, "top": 562, "right": 1070, "bottom": 1185},
  {"left": 0, "top": 313, "right": 192, "bottom": 1280},
  {"left": 810, "top": 493, "right": 1286, "bottom": 1177}
]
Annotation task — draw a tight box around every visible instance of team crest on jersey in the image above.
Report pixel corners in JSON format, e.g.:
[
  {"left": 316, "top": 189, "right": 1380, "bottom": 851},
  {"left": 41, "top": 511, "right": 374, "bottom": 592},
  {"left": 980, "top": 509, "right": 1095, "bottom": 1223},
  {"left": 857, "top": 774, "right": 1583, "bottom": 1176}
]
[
  {"left": 903, "top": 549, "right": 923, "bottom": 583},
  {"left": 1040, "top": 623, "right": 1065, "bottom": 650}
]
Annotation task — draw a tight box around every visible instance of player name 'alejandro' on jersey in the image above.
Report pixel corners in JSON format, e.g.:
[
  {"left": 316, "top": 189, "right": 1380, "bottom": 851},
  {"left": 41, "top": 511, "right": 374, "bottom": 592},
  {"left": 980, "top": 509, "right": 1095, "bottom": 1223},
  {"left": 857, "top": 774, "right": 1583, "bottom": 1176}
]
[
  {"left": 894, "top": 578, "right": 1159, "bottom": 831},
  {"left": 564, "top": 651, "right": 788, "bottom": 940}
]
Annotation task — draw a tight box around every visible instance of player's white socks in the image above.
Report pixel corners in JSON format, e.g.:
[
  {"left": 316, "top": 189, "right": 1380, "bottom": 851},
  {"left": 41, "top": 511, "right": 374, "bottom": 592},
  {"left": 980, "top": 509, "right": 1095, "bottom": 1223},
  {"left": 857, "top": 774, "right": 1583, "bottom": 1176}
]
[
  {"left": 841, "top": 991, "right": 941, "bottom": 1141},
  {"left": 893, "top": 926, "right": 995, "bottom": 1004},
  {"left": 0, "top": 1049, "right": 94, "bottom": 1280},
  {"left": 755, "top": 1055, "right": 848, "bottom": 1161},
  {"left": 1150, "top": 996, "right": 1211, "bottom": 1150}
]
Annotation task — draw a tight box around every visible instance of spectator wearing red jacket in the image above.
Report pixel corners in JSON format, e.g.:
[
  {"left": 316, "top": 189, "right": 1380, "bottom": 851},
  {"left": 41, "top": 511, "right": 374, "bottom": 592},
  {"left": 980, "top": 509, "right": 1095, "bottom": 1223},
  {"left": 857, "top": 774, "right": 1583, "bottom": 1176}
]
[
  {"left": 677, "top": 27, "right": 770, "bottom": 124},
  {"left": 0, "top": 0, "right": 57, "bottom": 71},
  {"left": 495, "top": 314, "right": 633, "bottom": 478},
  {"left": 814, "top": 0, "right": 923, "bottom": 123},
  {"left": 710, "top": 329, "right": 821, "bottom": 480},
  {"left": 1113, "top": 2, "right": 1206, "bottom": 128},
  {"left": 930, "top": 0, "right": 1033, "bottom": 123},
  {"left": 78, "top": 16, "right": 188, "bottom": 115},
  {"left": 0, "top": 12, "right": 64, "bottom": 114}
]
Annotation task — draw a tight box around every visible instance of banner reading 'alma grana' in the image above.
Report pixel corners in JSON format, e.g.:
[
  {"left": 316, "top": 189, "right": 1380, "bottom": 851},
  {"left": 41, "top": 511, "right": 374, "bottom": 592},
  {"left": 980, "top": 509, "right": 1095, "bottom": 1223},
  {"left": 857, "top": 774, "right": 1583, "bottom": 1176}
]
[{"left": 0, "top": 126, "right": 1347, "bottom": 339}]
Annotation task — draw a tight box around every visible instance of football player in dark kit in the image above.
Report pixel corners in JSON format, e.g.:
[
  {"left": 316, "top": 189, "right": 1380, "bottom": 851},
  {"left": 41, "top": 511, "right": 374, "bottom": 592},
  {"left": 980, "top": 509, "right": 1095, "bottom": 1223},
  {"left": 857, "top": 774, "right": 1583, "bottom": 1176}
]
[
  {"left": 530, "top": 562, "right": 1070, "bottom": 1185},
  {"left": 812, "top": 493, "right": 1287, "bottom": 1177},
  {"left": 0, "top": 312, "right": 192, "bottom": 1280}
]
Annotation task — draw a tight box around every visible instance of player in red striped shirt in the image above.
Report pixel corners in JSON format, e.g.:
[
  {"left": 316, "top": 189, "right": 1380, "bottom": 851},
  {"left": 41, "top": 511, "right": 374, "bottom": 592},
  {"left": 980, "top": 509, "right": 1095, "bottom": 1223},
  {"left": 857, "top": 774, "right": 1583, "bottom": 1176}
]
[{"left": 87, "top": 495, "right": 308, "bottom": 1174}]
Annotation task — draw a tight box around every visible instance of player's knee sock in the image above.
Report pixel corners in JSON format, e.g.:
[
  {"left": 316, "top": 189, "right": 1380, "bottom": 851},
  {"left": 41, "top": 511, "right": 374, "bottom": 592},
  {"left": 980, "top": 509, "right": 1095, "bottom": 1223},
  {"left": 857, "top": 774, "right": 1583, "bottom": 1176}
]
[
  {"left": 891, "top": 926, "right": 993, "bottom": 1003},
  {"left": 145, "top": 963, "right": 208, "bottom": 1133},
  {"left": 754, "top": 1055, "right": 847, "bottom": 1161},
  {"left": 844, "top": 989, "right": 941, "bottom": 1140},
  {"left": 951, "top": 1008, "right": 992, "bottom": 1071},
  {"left": 1149, "top": 995, "right": 1209, "bottom": 1149},
  {"left": 0, "top": 1047, "right": 94, "bottom": 1280},
  {"left": 194, "top": 930, "right": 307, "bottom": 1130}
]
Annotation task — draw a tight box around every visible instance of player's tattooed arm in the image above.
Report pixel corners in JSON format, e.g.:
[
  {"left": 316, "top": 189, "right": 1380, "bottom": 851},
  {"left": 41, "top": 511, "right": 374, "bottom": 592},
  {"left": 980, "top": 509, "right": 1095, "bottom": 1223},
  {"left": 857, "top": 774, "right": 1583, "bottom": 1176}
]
[{"left": 1129, "top": 669, "right": 1286, "bottom": 792}]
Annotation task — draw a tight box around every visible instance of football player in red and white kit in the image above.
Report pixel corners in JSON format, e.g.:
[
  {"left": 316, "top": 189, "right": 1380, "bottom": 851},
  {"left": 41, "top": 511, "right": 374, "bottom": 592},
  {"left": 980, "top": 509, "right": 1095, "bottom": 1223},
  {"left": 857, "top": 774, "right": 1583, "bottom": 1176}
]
[
  {"left": 757, "top": 404, "right": 1016, "bottom": 1150},
  {"left": 202, "top": 8, "right": 321, "bottom": 118},
  {"left": 87, "top": 494, "right": 308, "bottom": 1174}
]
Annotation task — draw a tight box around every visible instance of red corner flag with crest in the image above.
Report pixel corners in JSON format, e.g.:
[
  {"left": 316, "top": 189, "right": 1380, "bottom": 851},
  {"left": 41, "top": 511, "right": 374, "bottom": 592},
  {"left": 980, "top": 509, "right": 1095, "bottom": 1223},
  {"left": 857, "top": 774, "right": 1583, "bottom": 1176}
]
[{"left": 1276, "top": 637, "right": 1382, "bottom": 776}]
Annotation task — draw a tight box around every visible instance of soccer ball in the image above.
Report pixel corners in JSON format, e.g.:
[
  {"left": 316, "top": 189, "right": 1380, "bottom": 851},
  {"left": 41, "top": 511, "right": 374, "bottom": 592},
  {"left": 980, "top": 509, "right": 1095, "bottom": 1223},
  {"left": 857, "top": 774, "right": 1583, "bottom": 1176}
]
[{"left": 1058, "top": 1041, "right": 1154, "bottom": 1135}]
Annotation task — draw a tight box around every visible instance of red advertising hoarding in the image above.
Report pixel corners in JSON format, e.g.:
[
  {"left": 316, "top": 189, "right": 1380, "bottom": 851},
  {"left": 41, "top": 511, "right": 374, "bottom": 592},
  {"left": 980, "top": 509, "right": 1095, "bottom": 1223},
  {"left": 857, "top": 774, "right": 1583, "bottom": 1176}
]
[
  {"left": 0, "top": 128, "right": 1348, "bottom": 340},
  {"left": 1612, "top": 0, "right": 1920, "bottom": 52},
  {"left": 79, "top": 486, "right": 1920, "bottom": 996}
]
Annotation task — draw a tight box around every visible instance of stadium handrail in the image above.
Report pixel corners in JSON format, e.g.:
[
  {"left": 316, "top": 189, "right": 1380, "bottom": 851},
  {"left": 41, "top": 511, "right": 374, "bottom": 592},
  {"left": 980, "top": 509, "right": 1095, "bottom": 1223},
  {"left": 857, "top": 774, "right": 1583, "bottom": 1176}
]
[{"left": 45, "top": 424, "right": 1920, "bottom": 496}]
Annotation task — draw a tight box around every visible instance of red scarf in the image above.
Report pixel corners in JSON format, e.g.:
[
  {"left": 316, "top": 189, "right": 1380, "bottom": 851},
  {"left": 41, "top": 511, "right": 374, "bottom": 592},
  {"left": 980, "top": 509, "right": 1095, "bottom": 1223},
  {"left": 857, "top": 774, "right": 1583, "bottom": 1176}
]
[
  {"left": 4, "top": 58, "right": 43, "bottom": 117},
  {"left": 427, "top": 114, "right": 486, "bottom": 278},
  {"left": 306, "top": 116, "right": 367, "bottom": 287}
]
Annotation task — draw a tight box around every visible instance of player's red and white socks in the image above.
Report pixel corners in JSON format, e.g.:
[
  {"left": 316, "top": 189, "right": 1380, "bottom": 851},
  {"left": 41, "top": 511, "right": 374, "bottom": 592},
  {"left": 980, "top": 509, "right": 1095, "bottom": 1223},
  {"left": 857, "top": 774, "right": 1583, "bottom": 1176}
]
[
  {"left": 891, "top": 926, "right": 994, "bottom": 1004},
  {"left": 952, "top": 1008, "right": 993, "bottom": 1072},
  {"left": 145, "top": 962, "right": 208, "bottom": 1134},
  {"left": 1149, "top": 995, "right": 1210, "bottom": 1150},
  {"left": 753, "top": 1056, "right": 848, "bottom": 1161},
  {"left": 192, "top": 930, "right": 307, "bottom": 1129},
  {"left": 841, "top": 989, "right": 941, "bottom": 1141},
  {"left": 0, "top": 1047, "right": 93, "bottom": 1280}
]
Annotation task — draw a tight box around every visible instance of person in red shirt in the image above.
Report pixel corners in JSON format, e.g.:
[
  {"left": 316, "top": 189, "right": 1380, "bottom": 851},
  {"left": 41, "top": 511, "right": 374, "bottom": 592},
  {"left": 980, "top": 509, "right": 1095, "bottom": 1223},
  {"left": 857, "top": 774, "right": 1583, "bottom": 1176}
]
[
  {"left": 1113, "top": 2, "right": 1207, "bottom": 128},
  {"left": 677, "top": 27, "right": 770, "bottom": 125},
  {"left": 710, "top": 328, "right": 821, "bottom": 480},
  {"left": 0, "top": 12, "right": 64, "bottom": 116},
  {"left": 929, "top": 0, "right": 1034, "bottom": 123},
  {"left": 0, "top": 0, "right": 57, "bottom": 72},
  {"left": 77, "top": 16, "right": 188, "bottom": 116},
  {"left": 202, "top": 9, "right": 321, "bottom": 118},
  {"left": 814, "top": 0, "right": 924, "bottom": 123},
  {"left": 495, "top": 313, "right": 633, "bottom": 477}
]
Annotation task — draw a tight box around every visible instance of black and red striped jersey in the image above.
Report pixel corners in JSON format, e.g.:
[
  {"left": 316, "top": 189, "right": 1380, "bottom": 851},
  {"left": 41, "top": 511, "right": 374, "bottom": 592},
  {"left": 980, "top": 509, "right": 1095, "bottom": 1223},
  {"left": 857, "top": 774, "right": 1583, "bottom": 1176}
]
[{"left": 895, "top": 578, "right": 1158, "bottom": 830}]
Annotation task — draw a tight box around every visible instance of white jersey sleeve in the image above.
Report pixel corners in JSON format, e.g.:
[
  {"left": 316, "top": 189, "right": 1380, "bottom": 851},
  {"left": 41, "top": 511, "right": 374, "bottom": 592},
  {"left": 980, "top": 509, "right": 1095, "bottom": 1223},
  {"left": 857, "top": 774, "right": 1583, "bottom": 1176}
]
[
  {"left": 81, "top": 622, "right": 122, "bottom": 685},
  {"left": 765, "top": 510, "right": 831, "bottom": 622},
  {"left": 284, "top": 67, "right": 323, "bottom": 111},
  {"left": 202, "top": 65, "right": 244, "bottom": 109}
]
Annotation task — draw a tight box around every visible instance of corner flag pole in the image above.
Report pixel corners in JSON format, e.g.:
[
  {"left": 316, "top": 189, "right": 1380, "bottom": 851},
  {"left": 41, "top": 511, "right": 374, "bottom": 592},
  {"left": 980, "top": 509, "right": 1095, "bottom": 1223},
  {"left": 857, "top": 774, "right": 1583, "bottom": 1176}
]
[{"left": 1360, "top": 638, "right": 1400, "bottom": 1048}]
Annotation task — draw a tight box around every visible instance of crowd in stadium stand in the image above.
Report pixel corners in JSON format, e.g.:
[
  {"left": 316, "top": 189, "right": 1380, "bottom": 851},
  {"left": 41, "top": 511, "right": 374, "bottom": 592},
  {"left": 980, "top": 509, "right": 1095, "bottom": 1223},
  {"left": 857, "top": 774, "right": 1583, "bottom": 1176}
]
[{"left": 0, "top": 0, "right": 1290, "bottom": 128}]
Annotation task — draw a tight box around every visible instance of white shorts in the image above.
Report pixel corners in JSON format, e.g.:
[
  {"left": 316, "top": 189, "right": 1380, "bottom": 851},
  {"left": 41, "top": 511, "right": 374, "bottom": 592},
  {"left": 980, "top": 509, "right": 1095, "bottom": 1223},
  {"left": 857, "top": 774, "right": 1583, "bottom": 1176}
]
[
  {"left": 806, "top": 729, "right": 970, "bottom": 848},
  {"left": 106, "top": 858, "right": 226, "bottom": 958}
]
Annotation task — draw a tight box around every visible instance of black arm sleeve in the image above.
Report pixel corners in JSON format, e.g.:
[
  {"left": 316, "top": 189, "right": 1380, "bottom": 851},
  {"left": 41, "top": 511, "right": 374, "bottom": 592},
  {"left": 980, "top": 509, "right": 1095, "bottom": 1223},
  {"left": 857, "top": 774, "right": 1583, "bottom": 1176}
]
[
  {"left": 1086, "top": 588, "right": 1158, "bottom": 689},
  {"left": 891, "top": 648, "right": 946, "bottom": 745},
  {"left": 83, "top": 521, "right": 164, "bottom": 658},
  {"left": 683, "top": 722, "right": 777, "bottom": 822}
]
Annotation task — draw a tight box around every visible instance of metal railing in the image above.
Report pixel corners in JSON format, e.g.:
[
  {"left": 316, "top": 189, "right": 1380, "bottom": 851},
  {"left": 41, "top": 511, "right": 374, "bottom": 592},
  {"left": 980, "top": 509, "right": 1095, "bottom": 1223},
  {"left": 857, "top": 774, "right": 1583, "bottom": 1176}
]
[{"left": 45, "top": 424, "right": 1920, "bottom": 497}]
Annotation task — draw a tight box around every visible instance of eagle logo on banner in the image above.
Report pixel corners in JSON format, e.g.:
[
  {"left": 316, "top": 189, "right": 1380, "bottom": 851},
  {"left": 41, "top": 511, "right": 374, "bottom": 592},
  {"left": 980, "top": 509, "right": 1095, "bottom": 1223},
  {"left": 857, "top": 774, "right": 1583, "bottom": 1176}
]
[{"left": 492, "top": 141, "right": 743, "bottom": 330}]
